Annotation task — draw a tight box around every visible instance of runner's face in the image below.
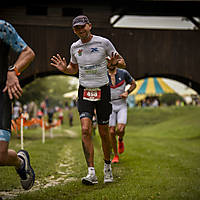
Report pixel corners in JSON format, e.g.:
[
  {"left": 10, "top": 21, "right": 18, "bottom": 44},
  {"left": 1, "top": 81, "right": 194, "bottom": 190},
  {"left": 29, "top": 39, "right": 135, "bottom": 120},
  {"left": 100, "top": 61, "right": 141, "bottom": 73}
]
[
  {"left": 73, "top": 24, "right": 91, "bottom": 40},
  {"left": 107, "top": 65, "right": 116, "bottom": 71}
]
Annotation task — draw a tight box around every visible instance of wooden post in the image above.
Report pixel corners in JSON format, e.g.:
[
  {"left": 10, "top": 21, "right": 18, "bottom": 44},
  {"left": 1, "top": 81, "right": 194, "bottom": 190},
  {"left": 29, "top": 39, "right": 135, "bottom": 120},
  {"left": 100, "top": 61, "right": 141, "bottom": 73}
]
[
  {"left": 20, "top": 117, "right": 24, "bottom": 150},
  {"left": 42, "top": 118, "right": 45, "bottom": 144}
]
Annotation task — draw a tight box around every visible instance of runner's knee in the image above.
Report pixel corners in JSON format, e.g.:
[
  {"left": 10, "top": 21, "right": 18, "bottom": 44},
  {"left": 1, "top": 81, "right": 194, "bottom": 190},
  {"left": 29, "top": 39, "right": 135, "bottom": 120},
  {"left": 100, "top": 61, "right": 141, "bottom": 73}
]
[
  {"left": 82, "top": 126, "right": 90, "bottom": 136},
  {"left": 80, "top": 112, "right": 92, "bottom": 136},
  {"left": 117, "top": 125, "right": 125, "bottom": 135},
  {"left": 109, "top": 127, "right": 116, "bottom": 137}
]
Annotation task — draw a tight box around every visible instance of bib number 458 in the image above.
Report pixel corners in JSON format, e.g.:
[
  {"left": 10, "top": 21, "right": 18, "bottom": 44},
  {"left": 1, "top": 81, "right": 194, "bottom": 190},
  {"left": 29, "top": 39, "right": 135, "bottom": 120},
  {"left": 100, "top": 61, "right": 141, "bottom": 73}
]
[{"left": 83, "top": 88, "right": 101, "bottom": 101}]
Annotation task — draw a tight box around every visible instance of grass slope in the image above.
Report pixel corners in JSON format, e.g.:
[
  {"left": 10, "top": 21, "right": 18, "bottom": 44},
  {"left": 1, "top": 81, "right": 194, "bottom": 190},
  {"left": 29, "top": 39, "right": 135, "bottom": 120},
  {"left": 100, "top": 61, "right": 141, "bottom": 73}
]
[{"left": 0, "top": 106, "right": 200, "bottom": 200}]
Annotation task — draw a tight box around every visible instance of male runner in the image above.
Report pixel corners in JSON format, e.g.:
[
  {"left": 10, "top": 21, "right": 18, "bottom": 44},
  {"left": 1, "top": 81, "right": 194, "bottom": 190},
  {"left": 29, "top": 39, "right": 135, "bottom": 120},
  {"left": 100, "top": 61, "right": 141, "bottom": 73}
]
[
  {"left": 0, "top": 20, "right": 35, "bottom": 190},
  {"left": 50, "top": 15, "right": 126, "bottom": 184},
  {"left": 107, "top": 64, "right": 136, "bottom": 163}
]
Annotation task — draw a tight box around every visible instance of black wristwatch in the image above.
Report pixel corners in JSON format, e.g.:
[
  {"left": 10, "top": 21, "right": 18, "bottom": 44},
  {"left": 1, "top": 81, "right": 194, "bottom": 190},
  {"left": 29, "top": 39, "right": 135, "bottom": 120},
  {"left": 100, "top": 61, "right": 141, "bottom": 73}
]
[{"left": 8, "top": 65, "right": 20, "bottom": 76}]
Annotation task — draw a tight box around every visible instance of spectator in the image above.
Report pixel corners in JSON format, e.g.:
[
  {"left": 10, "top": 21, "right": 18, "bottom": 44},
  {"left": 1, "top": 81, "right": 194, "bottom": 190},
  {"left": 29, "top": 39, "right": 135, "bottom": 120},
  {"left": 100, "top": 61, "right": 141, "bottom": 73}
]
[
  {"left": 58, "top": 108, "right": 64, "bottom": 124},
  {"left": 68, "top": 109, "right": 73, "bottom": 127}
]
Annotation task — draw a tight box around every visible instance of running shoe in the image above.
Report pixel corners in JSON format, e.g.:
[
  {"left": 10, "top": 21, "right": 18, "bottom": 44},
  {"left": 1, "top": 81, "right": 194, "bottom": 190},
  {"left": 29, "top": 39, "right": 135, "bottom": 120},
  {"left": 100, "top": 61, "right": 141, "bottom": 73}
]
[
  {"left": 104, "top": 163, "right": 113, "bottom": 183},
  {"left": 118, "top": 139, "right": 124, "bottom": 154},
  {"left": 112, "top": 155, "right": 119, "bottom": 163},
  {"left": 16, "top": 150, "right": 35, "bottom": 190},
  {"left": 82, "top": 173, "right": 98, "bottom": 185}
]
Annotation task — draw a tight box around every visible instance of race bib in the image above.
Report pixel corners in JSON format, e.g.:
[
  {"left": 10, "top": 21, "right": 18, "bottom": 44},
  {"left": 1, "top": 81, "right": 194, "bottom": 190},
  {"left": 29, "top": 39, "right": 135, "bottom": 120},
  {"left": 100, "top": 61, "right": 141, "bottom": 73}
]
[{"left": 83, "top": 88, "right": 101, "bottom": 101}]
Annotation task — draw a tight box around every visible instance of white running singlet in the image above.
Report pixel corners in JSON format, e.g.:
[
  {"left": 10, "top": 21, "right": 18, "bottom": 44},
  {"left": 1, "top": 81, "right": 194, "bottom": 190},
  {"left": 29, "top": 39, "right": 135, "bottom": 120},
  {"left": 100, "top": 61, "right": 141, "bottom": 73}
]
[{"left": 70, "top": 35, "right": 118, "bottom": 88}]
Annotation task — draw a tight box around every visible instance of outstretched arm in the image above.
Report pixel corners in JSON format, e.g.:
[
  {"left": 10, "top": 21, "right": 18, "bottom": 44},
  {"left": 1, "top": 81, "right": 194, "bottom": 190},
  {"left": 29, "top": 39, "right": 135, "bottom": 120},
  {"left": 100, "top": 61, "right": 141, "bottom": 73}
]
[{"left": 50, "top": 54, "right": 78, "bottom": 75}]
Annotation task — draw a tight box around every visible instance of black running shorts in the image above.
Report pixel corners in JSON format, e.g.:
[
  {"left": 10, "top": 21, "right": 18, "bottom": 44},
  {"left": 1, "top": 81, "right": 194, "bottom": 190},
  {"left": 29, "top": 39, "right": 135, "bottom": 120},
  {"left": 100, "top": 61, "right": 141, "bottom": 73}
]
[
  {"left": 77, "top": 84, "right": 112, "bottom": 125},
  {"left": 0, "top": 90, "right": 12, "bottom": 131}
]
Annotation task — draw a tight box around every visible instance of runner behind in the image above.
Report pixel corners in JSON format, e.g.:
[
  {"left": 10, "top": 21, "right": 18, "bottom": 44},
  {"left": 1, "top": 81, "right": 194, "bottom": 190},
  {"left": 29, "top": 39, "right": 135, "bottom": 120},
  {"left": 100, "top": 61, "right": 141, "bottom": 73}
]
[{"left": 107, "top": 64, "right": 136, "bottom": 163}]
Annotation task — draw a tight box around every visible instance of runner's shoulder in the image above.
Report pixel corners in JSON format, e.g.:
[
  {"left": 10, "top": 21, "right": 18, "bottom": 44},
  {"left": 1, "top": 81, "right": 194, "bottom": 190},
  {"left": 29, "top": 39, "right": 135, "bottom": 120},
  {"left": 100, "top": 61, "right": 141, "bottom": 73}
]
[
  {"left": 117, "top": 68, "right": 127, "bottom": 74},
  {"left": 71, "top": 39, "right": 82, "bottom": 49}
]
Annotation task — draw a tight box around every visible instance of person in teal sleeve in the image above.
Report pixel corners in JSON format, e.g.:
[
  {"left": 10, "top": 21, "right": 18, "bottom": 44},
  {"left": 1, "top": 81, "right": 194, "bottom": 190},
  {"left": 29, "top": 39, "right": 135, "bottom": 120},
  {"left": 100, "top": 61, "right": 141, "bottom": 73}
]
[{"left": 0, "top": 20, "right": 35, "bottom": 190}]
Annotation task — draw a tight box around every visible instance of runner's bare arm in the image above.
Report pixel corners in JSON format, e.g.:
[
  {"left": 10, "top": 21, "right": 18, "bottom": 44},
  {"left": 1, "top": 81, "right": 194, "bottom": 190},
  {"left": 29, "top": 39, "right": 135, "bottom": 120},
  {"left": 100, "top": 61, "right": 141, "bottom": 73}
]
[
  {"left": 128, "top": 79, "right": 137, "bottom": 93},
  {"left": 120, "top": 79, "right": 137, "bottom": 99},
  {"left": 14, "top": 46, "right": 35, "bottom": 73},
  {"left": 50, "top": 54, "right": 78, "bottom": 75}
]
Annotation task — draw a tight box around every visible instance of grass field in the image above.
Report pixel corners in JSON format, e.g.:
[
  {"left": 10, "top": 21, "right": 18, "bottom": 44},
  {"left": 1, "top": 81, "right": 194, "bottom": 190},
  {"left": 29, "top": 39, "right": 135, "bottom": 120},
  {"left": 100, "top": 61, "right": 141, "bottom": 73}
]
[{"left": 0, "top": 106, "right": 200, "bottom": 200}]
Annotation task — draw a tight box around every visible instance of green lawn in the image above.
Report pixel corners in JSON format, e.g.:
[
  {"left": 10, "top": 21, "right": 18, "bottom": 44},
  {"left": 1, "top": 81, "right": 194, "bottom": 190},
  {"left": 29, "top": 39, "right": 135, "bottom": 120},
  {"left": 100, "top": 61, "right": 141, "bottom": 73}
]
[{"left": 0, "top": 106, "right": 200, "bottom": 200}]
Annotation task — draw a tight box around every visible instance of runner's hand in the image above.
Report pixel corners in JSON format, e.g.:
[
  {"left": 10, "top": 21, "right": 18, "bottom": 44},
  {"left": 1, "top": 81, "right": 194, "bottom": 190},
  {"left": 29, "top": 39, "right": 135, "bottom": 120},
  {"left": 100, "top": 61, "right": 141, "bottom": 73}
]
[
  {"left": 120, "top": 91, "right": 128, "bottom": 99},
  {"left": 3, "top": 71, "right": 23, "bottom": 100},
  {"left": 50, "top": 54, "right": 67, "bottom": 72},
  {"left": 106, "top": 52, "right": 120, "bottom": 67}
]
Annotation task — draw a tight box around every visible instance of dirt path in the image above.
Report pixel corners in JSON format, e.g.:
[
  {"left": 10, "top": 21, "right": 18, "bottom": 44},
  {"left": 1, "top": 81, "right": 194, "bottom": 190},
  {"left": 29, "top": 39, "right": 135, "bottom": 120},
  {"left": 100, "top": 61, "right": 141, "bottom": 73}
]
[{"left": 0, "top": 129, "right": 78, "bottom": 200}]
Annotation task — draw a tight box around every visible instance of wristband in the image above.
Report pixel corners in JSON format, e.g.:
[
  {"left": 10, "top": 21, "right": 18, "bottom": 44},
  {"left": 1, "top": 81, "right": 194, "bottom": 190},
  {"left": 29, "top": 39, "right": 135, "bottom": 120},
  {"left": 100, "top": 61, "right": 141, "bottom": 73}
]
[{"left": 8, "top": 65, "right": 20, "bottom": 76}]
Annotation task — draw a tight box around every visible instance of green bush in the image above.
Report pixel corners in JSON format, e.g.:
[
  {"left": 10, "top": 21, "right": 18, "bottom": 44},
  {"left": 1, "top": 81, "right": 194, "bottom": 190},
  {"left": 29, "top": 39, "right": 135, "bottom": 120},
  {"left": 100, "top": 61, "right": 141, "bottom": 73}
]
[{"left": 159, "top": 93, "right": 185, "bottom": 106}]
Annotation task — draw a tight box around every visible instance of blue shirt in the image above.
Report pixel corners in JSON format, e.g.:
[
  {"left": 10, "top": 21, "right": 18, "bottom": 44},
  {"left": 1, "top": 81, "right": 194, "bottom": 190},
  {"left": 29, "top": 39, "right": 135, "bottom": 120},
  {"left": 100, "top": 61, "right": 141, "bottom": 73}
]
[
  {"left": 0, "top": 20, "right": 27, "bottom": 53},
  {"left": 0, "top": 20, "right": 27, "bottom": 87}
]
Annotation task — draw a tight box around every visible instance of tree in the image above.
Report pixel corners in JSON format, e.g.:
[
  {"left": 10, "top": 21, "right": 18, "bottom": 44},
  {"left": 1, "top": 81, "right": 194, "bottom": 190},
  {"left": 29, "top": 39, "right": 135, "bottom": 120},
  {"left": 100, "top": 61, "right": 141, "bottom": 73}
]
[{"left": 19, "top": 75, "right": 78, "bottom": 107}]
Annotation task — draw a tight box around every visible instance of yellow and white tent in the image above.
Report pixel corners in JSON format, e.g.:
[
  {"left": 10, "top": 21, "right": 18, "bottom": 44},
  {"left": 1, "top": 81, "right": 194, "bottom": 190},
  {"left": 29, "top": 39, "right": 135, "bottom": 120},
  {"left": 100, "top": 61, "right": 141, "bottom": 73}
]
[{"left": 130, "top": 77, "right": 175, "bottom": 102}]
